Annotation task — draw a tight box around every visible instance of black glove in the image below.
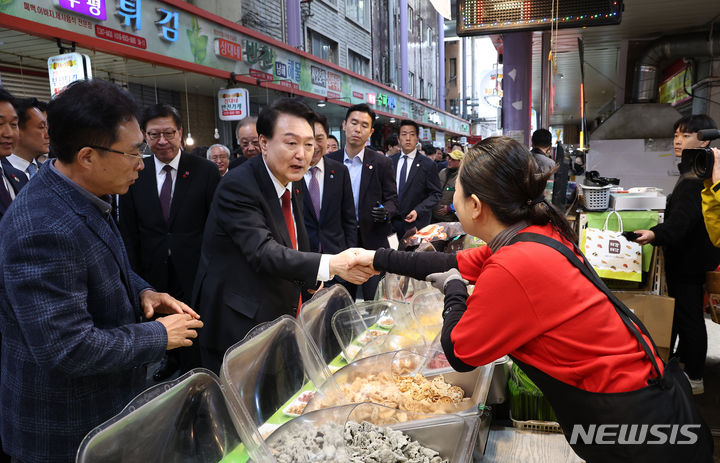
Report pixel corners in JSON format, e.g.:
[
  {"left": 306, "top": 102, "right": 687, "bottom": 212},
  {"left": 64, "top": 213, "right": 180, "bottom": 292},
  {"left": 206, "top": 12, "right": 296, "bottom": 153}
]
[{"left": 371, "top": 202, "right": 389, "bottom": 223}]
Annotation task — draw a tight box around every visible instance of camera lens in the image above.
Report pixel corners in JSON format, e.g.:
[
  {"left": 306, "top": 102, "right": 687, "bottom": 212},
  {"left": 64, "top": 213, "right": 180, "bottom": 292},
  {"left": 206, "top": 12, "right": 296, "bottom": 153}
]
[{"left": 693, "top": 152, "right": 708, "bottom": 178}]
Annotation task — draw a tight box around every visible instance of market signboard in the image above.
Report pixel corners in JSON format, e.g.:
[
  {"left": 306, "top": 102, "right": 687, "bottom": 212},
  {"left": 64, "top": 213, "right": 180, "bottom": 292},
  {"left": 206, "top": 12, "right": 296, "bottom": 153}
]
[
  {"left": 658, "top": 67, "right": 692, "bottom": 107},
  {"left": 218, "top": 88, "right": 249, "bottom": 121},
  {"left": 47, "top": 52, "right": 92, "bottom": 96},
  {"left": 5, "top": 0, "right": 469, "bottom": 134}
]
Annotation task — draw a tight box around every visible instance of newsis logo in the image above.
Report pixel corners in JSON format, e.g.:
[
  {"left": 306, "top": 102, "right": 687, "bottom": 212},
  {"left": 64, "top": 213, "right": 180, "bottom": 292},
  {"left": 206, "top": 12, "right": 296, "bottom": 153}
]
[{"left": 570, "top": 424, "right": 701, "bottom": 445}]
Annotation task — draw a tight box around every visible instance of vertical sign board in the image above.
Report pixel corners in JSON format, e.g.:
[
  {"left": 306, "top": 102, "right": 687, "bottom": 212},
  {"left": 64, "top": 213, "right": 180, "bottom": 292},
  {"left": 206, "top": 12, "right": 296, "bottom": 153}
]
[
  {"left": 218, "top": 88, "right": 249, "bottom": 121},
  {"left": 48, "top": 53, "right": 93, "bottom": 97}
]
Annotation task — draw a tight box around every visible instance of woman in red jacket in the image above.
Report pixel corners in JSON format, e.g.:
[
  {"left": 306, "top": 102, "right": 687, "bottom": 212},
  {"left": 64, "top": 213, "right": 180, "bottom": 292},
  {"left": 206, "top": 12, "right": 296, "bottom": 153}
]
[{"left": 353, "top": 136, "right": 712, "bottom": 463}]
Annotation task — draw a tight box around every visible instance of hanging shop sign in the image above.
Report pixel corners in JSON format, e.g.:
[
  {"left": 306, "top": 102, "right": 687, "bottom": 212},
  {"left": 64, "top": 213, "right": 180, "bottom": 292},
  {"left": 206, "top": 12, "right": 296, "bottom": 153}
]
[
  {"left": 5, "top": 0, "right": 469, "bottom": 134},
  {"left": 658, "top": 67, "right": 692, "bottom": 107},
  {"left": 218, "top": 87, "right": 249, "bottom": 121},
  {"left": 47, "top": 52, "right": 92, "bottom": 96}
]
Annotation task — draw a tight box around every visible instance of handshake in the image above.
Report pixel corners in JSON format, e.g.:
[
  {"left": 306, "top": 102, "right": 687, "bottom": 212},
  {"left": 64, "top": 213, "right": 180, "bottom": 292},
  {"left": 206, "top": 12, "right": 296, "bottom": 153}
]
[{"left": 328, "top": 248, "right": 378, "bottom": 285}]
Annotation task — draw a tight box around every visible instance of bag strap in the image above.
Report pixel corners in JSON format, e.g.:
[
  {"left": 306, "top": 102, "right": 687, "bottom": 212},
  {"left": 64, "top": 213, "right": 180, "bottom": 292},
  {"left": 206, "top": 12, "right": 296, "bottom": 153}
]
[
  {"left": 602, "top": 210, "right": 623, "bottom": 232},
  {"left": 509, "top": 232, "right": 664, "bottom": 380}
]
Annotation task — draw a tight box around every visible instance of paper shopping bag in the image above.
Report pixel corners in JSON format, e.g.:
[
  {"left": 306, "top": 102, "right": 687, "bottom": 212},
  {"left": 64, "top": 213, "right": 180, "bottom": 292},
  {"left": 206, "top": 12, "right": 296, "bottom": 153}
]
[{"left": 581, "top": 211, "right": 642, "bottom": 282}]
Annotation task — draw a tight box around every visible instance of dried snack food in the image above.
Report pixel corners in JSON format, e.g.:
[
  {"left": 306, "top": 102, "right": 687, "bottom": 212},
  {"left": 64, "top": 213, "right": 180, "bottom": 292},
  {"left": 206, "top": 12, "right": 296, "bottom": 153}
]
[
  {"left": 312, "top": 371, "right": 470, "bottom": 415},
  {"left": 268, "top": 421, "right": 448, "bottom": 463}
]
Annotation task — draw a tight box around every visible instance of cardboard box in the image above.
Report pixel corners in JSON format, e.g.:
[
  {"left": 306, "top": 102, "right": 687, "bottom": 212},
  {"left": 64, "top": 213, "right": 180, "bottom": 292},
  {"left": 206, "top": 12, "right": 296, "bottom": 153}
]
[{"left": 613, "top": 292, "right": 674, "bottom": 362}]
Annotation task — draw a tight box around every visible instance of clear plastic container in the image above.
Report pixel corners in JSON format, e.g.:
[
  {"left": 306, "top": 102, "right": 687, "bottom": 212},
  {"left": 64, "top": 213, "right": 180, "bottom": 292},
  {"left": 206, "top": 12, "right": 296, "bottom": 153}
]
[
  {"left": 264, "top": 403, "right": 476, "bottom": 463},
  {"left": 297, "top": 285, "right": 355, "bottom": 366},
  {"left": 410, "top": 288, "right": 445, "bottom": 343},
  {"left": 76, "top": 369, "right": 271, "bottom": 463},
  {"left": 304, "top": 350, "right": 493, "bottom": 419},
  {"left": 378, "top": 272, "right": 433, "bottom": 302},
  {"left": 331, "top": 300, "right": 425, "bottom": 364},
  {"left": 220, "top": 316, "right": 342, "bottom": 445}
]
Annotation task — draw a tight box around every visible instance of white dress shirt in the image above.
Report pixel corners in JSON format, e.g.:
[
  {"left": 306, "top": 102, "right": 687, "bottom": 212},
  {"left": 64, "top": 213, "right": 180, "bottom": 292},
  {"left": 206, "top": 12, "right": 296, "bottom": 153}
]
[
  {"left": 7, "top": 154, "right": 39, "bottom": 181},
  {"left": 262, "top": 157, "right": 331, "bottom": 281},
  {"left": 0, "top": 166, "right": 16, "bottom": 200},
  {"left": 154, "top": 151, "right": 182, "bottom": 199},
  {"left": 396, "top": 149, "right": 417, "bottom": 189},
  {"left": 303, "top": 157, "right": 325, "bottom": 201}
]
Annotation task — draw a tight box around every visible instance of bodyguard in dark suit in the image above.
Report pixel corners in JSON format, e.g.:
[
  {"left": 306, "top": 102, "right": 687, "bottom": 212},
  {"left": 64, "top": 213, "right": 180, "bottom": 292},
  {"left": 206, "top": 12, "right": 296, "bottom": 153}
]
[
  {"left": 193, "top": 98, "right": 374, "bottom": 373},
  {"left": 390, "top": 120, "right": 441, "bottom": 240},
  {"left": 0, "top": 79, "right": 202, "bottom": 463},
  {"left": 302, "top": 113, "right": 357, "bottom": 256},
  {"left": 119, "top": 104, "right": 219, "bottom": 379},
  {"left": 327, "top": 104, "right": 398, "bottom": 299}
]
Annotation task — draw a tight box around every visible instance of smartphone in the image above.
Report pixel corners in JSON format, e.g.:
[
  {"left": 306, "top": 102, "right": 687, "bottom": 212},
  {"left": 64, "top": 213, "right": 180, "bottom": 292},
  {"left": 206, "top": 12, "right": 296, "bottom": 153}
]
[{"left": 621, "top": 231, "right": 640, "bottom": 242}]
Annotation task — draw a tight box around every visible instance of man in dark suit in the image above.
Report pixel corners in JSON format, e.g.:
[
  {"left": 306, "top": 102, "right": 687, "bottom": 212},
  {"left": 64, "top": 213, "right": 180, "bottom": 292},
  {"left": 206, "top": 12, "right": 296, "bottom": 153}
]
[
  {"left": 327, "top": 104, "right": 398, "bottom": 299},
  {"left": 192, "top": 98, "right": 375, "bottom": 373},
  {"left": 302, "top": 113, "right": 357, "bottom": 256},
  {"left": 0, "top": 88, "right": 20, "bottom": 222},
  {"left": 0, "top": 79, "right": 202, "bottom": 463},
  {"left": 119, "top": 104, "right": 220, "bottom": 379},
  {"left": 5, "top": 98, "right": 47, "bottom": 182},
  {"left": 390, "top": 120, "right": 442, "bottom": 241}
]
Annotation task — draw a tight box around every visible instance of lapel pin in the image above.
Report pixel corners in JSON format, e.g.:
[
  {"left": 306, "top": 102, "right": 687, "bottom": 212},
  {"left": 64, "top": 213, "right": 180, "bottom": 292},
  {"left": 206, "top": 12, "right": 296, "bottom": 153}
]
[
  {"left": 295, "top": 188, "right": 300, "bottom": 194},
  {"left": 182, "top": 171, "right": 190, "bottom": 178},
  {"left": 369, "top": 165, "right": 373, "bottom": 170},
  {"left": 10, "top": 174, "right": 19, "bottom": 182}
]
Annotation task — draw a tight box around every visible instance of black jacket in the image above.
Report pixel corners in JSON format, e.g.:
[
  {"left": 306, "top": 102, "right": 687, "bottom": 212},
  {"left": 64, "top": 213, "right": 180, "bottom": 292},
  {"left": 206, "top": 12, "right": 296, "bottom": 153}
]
[
  {"left": 192, "top": 155, "right": 321, "bottom": 354},
  {"left": 651, "top": 175, "right": 720, "bottom": 284},
  {"left": 119, "top": 153, "right": 220, "bottom": 303},
  {"left": 327, "top": 148, "right": 398, "bottom": 250},
  {"left": 302, "top": 157, "right": 358, "bottom": 254},
  {"left": 389, "top": 151, "right": 442, "bottom": 237}
]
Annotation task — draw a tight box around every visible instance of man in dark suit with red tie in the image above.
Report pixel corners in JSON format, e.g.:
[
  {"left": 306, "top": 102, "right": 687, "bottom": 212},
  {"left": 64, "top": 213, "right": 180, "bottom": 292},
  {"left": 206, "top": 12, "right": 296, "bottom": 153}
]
[
  {"left": 390, "top": 120, "right": 441, "bottom": 241},
  {"left": 119, "top": 104, "right": 220, "bottom": 379},
  {"left": 192, "top": 98, "right": 374, "bottom": 373},
  {"left": 327, "top": 104, "right": 398, "bottom": 299}
]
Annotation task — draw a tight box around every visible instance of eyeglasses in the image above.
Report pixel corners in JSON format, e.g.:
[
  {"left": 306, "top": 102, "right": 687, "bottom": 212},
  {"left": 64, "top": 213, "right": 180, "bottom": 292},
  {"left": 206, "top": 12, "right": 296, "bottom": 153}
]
[
  {"left": 146, "top": 130, "right": 178, "bottom": 141},
  {"left": 89, "top": 144, "right": 149, "bottom": 160},
  {"left": 240, "top": 140, "right": 259, "bottom": 148}
]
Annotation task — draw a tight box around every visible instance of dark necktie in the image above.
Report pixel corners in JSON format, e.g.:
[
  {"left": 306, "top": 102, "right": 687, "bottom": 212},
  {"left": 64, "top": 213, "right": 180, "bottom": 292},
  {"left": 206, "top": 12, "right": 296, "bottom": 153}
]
[
  {"left": 0, "top": 168, "right": 12, "bottom": 208},
  {"left": 308, "top": 166, "right": 321, "bottom": 220},
  {"left": 159, "top": 164, "right": 173, "bottom": 222},
  {"left": 398, "top": 155, "right": 408, "bottom": 200}
]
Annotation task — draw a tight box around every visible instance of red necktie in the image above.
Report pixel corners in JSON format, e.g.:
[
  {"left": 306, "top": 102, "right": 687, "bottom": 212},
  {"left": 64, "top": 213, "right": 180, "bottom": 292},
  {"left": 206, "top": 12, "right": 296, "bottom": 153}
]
[
  {"left": 281, "top": 190, "right": 303, "bottom": 315},
  {"left": 281, "top": 189, "right": 297, "bottom": 250}
]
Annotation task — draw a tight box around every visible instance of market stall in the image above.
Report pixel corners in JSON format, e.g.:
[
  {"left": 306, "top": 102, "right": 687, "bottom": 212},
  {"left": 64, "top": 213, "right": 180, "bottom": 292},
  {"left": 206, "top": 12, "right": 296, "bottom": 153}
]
[{"left": 77, "top": 269, "right": 500, "bottom": 463}]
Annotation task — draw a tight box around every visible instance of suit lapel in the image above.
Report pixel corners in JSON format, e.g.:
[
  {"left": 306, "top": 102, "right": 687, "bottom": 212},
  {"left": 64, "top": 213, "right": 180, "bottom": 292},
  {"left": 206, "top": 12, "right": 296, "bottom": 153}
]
[
  {"left": 359, "top": 151, "right": 375, "bottom": 201},
  {"left": 254, "top": 158, "right": 293, "bottom": 248},
  {"left": 320, "top": 165, "right": 335, "bottom": 220},
  {"left": 2, "top": 157, "right": 29, "bottom": 193},
  {"left": 404, "top": 155, "right": 422, "bottom": 190},
  {"left": 302, "top": 180, "right": 319, "bottom": 225},
  {"left": 168, "top": 152, "right": 190, "bottom": 226},
  {"left": 292, "top": 181, "right": 309, "bottom": 251}
]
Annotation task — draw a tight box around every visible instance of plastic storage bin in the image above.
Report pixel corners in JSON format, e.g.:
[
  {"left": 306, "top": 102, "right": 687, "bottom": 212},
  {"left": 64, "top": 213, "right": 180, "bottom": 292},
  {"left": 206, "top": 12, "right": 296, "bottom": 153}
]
[{"left": 580, "top": 184, "right": 612, "bottom": 211}]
